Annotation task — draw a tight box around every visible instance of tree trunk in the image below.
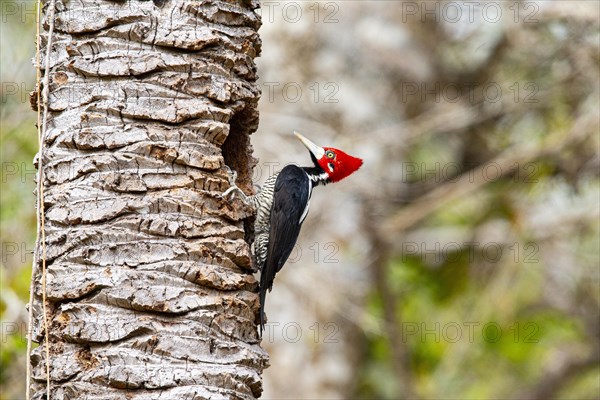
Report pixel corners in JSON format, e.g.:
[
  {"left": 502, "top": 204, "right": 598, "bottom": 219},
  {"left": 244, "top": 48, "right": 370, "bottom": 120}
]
[{"left": 29, "top": 0, "right": 266, "bottom": 398}]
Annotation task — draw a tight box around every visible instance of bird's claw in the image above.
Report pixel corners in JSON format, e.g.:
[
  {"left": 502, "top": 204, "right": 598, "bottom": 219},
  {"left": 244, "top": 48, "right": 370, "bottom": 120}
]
[
  {"left": 222, "top": 167, "right": 247, "bottom": 202},
  {"left": 222, "top": 185, "right": 239, "bottom": 200},
  {"left": 224, "top": 166, "right": 238, "bottom": 187}
]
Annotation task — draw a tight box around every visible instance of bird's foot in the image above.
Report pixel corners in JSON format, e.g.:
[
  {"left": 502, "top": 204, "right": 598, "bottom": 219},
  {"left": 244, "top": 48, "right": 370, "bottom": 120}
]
[
  {"left": 222, "top": 167, "right": 248, "bottom": 202},
  {"left": 224, "top": 165, "right": 237, "bottom": 187},
  {"left": 222, "top": 185, "right": 246, "bottom": 201}
]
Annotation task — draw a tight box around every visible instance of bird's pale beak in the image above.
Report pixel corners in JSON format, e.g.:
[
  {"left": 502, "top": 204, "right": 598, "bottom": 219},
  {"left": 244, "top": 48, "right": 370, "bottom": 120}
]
[{"left": 294, "top": 131, "right": 325, "bottom": 159}]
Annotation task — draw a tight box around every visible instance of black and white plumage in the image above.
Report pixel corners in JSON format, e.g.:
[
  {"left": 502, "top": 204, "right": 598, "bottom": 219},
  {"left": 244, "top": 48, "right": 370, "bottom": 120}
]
[
  {"left": 258, "top": 165, "right": 326, "bottom": 332},
  {"left": 230, "top": 165, "right": 328, "bottom": 333},
  {"left": 222, "top": 132, "right": 363, "bottom": 337}
]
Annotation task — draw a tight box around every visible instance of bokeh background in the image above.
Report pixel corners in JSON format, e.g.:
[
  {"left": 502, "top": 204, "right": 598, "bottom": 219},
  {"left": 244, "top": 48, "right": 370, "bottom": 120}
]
[{"left": 1, "top": 1, "right": 599, "bottom": 399}]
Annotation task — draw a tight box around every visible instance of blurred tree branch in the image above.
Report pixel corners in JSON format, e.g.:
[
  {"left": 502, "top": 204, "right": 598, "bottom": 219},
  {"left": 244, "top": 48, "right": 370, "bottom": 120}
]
[
  {"left": 518, "top": 346, "right": 600, "bottom": 400},
  {"left": 362, "top": 207, "right": 417, "bottom": 400},
  {"left": 383, "top": 108, "right": 598, "bottom": 237}
]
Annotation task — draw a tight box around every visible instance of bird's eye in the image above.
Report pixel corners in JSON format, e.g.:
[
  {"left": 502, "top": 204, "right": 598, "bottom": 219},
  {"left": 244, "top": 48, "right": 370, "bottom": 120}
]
[{"left": 326, "top": 151, "right": 335, "bottom": 159}]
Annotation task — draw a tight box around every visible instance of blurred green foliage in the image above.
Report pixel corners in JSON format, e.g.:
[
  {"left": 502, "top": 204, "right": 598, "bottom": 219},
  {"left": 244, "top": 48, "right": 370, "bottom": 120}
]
[
  {"left": 1, "top": 5, "right": 38, "bottom": 399},
  {"left": 358, "top": 240, "right": 597, "bottom": 399}
]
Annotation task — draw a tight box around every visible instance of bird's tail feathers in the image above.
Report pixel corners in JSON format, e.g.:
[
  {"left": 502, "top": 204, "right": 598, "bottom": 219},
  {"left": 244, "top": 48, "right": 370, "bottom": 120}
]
[{"left": 259, "top": 285, "right": 267, "bottom": 338}]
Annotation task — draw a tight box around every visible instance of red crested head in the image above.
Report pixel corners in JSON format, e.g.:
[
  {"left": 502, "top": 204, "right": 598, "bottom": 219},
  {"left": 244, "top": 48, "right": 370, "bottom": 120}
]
[
  {"left": 318, "top": 146, "right": 364, "bottom": 182},
  {"left": 294, "top": 131, "right": 363, "bottom": 183}
]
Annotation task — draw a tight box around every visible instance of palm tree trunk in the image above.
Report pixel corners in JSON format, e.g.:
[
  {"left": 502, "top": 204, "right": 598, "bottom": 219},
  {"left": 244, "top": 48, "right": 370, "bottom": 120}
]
[{"left": 29, "top": 0, "right": 266, "bottom": 398}]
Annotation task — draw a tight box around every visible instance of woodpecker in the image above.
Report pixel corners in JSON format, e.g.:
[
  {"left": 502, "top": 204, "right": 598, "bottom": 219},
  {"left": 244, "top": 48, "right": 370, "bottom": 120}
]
[{"left": 223, "top": 132, "right": 363, "bottom": 336}]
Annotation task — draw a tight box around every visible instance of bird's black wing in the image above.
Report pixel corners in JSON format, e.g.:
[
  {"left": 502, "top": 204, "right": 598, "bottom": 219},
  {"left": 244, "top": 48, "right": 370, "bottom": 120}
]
[{"left": 259, "top": 165, "right": 311, "bottom": 335}]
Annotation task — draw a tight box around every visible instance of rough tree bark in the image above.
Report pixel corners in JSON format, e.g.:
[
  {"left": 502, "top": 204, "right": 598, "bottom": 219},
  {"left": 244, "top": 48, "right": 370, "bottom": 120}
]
[{"left": 29, "top": 0, "right": 267, "bottom": 398}]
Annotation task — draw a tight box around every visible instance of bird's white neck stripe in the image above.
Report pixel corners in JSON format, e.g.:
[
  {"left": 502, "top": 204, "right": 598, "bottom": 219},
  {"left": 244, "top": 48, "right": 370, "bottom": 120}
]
[
  {"left": 309, "top": 172, "right": 329, "bottom": 184},
  {"left": 299, "top": 177, "right": 313, "bottom": 223}
]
